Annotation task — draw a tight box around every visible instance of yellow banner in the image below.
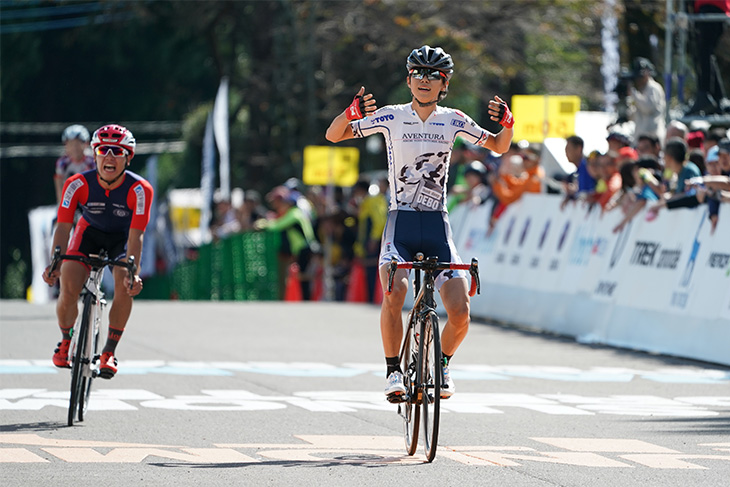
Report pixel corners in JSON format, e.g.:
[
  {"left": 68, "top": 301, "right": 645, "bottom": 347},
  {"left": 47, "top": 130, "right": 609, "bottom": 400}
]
[
  {"left": 303, "top": 146, "right": 360, "bottom": 187},
  {"left": 511, "top": 95, "right": 580, "bottom": 143}
]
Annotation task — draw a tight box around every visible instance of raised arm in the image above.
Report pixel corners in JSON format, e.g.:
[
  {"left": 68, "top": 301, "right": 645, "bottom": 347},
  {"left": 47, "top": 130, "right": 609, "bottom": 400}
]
[
  {"left": 325, "top": 86, "right": 377, "bottom": 143},
  {"left": 482, "top": 95, "right": 514, "bottom": 154}
]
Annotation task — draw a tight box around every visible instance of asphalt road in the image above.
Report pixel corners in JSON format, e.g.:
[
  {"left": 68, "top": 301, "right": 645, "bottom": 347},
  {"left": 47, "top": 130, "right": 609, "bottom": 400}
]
[{"left": 1, "top": 300, "right": 729, "bottom": 486}]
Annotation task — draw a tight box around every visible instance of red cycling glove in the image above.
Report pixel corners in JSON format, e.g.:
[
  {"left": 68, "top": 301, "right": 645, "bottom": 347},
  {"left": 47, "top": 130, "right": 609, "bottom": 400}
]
[
  {"left": 345, "top": 95, "right": 366, "bottom": 121},
  {"left": 497, "top": 102, "right": 514, "bottom": 129}
]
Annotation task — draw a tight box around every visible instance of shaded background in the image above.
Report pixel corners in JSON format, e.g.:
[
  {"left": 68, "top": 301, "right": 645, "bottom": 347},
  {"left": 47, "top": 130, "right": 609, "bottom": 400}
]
[{"left": 2, "top": 0, "right": 727, "bottom": 298}]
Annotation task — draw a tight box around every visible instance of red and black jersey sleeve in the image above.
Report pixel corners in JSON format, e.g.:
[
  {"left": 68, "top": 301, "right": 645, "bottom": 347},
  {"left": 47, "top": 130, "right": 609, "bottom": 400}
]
[
  {"left": 126, "top": 178, "right": 154, "bottom": 231},
  {"left": 57, "top": 173, "right": 89, "bottom": 224}
]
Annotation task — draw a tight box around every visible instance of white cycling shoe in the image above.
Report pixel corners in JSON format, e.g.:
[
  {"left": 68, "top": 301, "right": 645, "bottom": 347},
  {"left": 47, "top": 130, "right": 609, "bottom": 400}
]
[
  {"left": 440, "top": 365, "right": 455, "bottom": 399},
  {"left": 384, "top": 371, "right": 407, "bottom": 398}
]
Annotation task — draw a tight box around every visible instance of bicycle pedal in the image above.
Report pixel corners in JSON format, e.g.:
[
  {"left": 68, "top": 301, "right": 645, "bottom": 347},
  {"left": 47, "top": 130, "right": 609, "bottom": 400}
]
[{"left": 387, "top": 392, "right": 406, "bottom": 404}]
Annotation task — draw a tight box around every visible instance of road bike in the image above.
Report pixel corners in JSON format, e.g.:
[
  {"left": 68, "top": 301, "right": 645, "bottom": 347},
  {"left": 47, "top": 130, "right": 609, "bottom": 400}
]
[
  {"left": 48, "top": 246, "right": 136, "bottom": 426},
  {"left": 386, "top": 253, "right": 479, "bottom": 462}
]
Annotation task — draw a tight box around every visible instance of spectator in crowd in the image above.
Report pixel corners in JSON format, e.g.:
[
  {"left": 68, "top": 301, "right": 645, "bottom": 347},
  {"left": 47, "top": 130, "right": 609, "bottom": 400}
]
[
  {"left": 719, "top": 139, "right": 730, "bottom": 175},
  {"left": 704, "top": 127, "right": 727, "bottom": 155},
  {"left": 663, "top": 137, "right": 702, "bottom": 196},
  {"left": 560, "top": 135, "right": 596, "bottom": 208},
  {"left": 648, "top": 145, "right": 730, "bottom": 232},
  {"left": 636, "top": 154, "right": 665, "bottom": 196},
  {"left": 612, "top": 160, "right": 660, "bottom": 232},
  {"left": 210, "top": 197, "right": 241, "bottom": 241},
  {"left": 54, "top": 124, "right": 95, "bottom": 205},
  {"left": 447, "top": 141, "right": 490, "bottom": 210},
  {"left": 592, "top": 151, "right": 623, "bottom": 211},
  {"left": 689, "top": 148, "right": 707, "bottom": 176},
  {"left": 617, "top": 146, "right": 639, "bottom": 167},
  {"left": 606, "top": 131, "right": 632, "bottom": 154},
  {"left": 238, "top": 190, "right": 265, "bottom": 231},
  {"left": 626, "top": 57, "right": 666, "bottom": 143},
  {"left": 255, "top": 186, "right": 317, "bottom": 300},
  {"left": 687, "top": 128, "right": 706, "bottom": 152},
  {"left": 316, "top": 209, "right": 357, "bottom": 301},
  {"left": 636, "top": 133, "right": 662, "bottom": 159},
  {"left": 352, "top": 178, "right": 388, "bottom": 302},
  {"left": 489, "top": 147, "right": 543, "bottom": 231},
  {"left": 665, "top": 120, "right": 689, "bottom": 143},
  {"left": 460, "top": 160, "right": 491, "bottom": 206}
]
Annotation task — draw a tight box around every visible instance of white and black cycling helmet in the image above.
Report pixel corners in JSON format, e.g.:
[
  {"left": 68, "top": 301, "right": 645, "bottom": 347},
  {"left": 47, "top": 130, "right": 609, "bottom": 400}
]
[
  {"left": 406, "top": 45, "right": 454, "bottom": 80},
  {"left": 61, "top": 124, "right": 90, "bottom": 143}
]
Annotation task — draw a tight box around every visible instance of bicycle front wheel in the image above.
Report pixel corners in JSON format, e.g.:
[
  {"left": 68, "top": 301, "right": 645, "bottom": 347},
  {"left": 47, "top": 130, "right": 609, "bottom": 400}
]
[
  {"left": 68, "top": 294, "right": 92, "bottom": 426},
  {"left": 420, "top": 311, "right": 442, "bottom": 462},
  {"left": 78, "top": 297, "right": 100, "bottom": 422},
  {"left": 400, "top": 315, "right": 420, "bottom": 456}
]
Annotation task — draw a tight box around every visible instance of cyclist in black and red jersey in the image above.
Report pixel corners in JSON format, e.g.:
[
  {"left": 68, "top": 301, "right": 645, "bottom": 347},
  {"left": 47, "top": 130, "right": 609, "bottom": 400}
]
[
  {"left": 42, "top": 124, "right": 154, "bottom": 379},
  {"left": 326, "top": 45, "right": 514, "bottom": 400}
]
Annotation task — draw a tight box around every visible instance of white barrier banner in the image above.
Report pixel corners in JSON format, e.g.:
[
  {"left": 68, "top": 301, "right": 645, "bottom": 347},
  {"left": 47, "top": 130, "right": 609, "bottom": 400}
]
[{"left": 454, "top": 193, "right": 730, "bottom": 366}]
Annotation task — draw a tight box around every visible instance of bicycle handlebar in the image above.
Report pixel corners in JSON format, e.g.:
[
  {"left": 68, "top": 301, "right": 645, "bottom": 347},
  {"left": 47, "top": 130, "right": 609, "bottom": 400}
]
[
  {"left": 48, "top": 246, "right": 137, "bottom": 290},
  {"left": 386, "top": 253, "right": 480, "bottom": 297}
]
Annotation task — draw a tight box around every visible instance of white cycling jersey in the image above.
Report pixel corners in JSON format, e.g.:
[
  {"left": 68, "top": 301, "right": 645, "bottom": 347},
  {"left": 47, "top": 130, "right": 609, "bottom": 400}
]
[{"left": 351, "top": 103, "right": 495, "bottom": 212}]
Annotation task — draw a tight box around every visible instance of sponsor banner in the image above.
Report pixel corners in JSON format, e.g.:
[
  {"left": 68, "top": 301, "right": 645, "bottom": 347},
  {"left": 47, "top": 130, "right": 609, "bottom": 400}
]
[
  {"left": 615, "top": 208, "right": 696, "bottom": 313},
  {"left": 684, "top": 207, "right": 730, "bottom": 320},
  {"left": 452, "top": 194, "right": 730, "bottom": 366},
  {"left": 591, "top": 209, "right": 630, "bottom": 303}
]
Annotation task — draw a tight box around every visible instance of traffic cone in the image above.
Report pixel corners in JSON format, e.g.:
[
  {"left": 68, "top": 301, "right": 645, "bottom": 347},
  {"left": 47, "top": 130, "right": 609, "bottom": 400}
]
[
  {"left": 311, "top": 266, "right": 324, "bottom": 301},
  {"left": 373, "top": 270, "right": 384, "bottom": 304},
  {"left": 284, "top": 263, "right": 303, "bottom": 301},
  {"left": 346, "top": 260, "right": 368, "bottom": 303}
]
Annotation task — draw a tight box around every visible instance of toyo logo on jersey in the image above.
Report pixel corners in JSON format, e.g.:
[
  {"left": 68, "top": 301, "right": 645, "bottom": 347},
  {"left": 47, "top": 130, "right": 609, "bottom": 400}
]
[{"left": 370, "top": 114, "right": 395, "bottom": 124}]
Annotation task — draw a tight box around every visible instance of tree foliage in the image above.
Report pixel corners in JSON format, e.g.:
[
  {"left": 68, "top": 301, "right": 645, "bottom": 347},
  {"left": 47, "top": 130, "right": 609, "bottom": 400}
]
[{"left": 1, "top": 0, "right": 629, "bottom": 295}]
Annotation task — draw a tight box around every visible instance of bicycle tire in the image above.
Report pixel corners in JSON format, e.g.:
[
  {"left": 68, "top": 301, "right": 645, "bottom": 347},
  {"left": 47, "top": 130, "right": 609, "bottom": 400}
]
[
  {"left": 421, "top": 311, "right": 441, "bottom": 462},
  {"left": 78, "top": 296, "right": 100, "bottom": 422},
  {"left": 68, "top": 293, "right": 92, "bottom": 426},
  {"left": 400, "top": 313, "right": 420, "bottom": 456}
]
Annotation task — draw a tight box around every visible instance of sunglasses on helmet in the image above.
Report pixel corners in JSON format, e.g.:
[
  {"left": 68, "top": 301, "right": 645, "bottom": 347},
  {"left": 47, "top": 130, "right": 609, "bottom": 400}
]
[
  {"left": 95, "top": 145, "right": 128, "bottom": 157},
  {"left": 409, "top": 68, "right": 446, "bottom": 81}
]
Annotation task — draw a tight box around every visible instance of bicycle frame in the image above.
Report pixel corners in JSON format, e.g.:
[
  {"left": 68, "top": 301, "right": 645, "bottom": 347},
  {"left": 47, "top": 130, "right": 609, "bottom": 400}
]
[
  {"left": 387, "top": 253, "right": 479, "bottom": 462},
  {"left": 49, "top": 246, "right": 135, "bottom": 425}
]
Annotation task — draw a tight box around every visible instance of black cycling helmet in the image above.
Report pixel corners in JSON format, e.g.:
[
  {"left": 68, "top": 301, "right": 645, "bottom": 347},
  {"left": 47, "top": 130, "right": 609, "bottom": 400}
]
[{"left": 406, "top": 45, "right": 454, "bottom": 80}]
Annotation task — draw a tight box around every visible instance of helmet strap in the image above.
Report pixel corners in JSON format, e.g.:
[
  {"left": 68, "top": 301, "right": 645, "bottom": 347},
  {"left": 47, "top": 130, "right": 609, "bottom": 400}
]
[
  {"left": 97, "top": 170, "right": 125, "bottom": 187},
  {"left": 96, "top": 158, "right": 128, "bottom": 187}
]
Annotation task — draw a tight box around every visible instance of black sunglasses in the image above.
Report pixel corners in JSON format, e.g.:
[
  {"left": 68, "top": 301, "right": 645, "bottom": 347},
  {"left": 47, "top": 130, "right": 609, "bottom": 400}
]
[{"left": 409, "top": 68, "right": 446, "bottom": 81}]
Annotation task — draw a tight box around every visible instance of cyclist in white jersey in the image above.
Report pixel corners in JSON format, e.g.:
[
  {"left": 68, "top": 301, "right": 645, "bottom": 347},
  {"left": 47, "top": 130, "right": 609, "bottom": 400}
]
[{"left": 326, "top": 45, "right": 514, "bottom": 400}]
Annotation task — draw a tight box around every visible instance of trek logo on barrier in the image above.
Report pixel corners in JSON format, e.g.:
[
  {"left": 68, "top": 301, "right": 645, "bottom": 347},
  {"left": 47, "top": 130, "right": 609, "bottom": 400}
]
[
  {"left": 629, "top": 242, "right": 682, "bottom": 270},
  {"left": 630, "top": 241, "right": 660, "bottom": 266}
]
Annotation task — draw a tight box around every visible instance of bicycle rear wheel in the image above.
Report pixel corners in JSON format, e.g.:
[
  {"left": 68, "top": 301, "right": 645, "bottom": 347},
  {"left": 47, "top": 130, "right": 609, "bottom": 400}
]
[
  {"left": 78, "top": 297, "right": 100, "bottom": 422},
  {"left": 400, "top": 315, "right": 420, "bottom": 455},
  {"left": 421, "top": 311, "right": 442, "bottom": 462}
]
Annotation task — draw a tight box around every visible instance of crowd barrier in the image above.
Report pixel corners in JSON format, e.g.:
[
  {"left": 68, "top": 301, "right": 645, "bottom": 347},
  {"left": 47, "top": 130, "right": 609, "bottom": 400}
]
[
  {"left": 139, "top": 231, "right": 280, "bottom": 301},
  {"left": 448, "top": 194, "right": 730, "bottom": 367}
]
